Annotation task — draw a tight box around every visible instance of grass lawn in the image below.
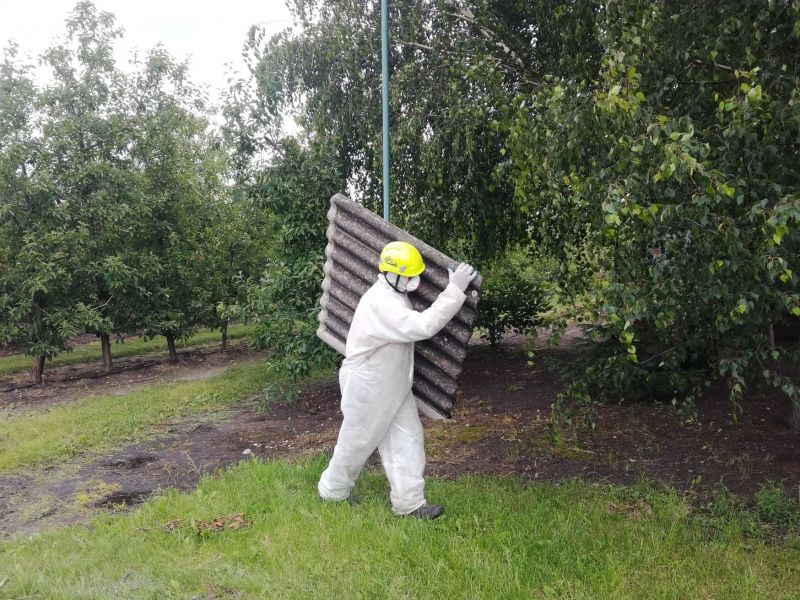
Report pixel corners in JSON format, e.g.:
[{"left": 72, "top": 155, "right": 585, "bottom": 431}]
[
  {"left": 0, "top": 324, "right": 255, "bottom": 377},
  {"left": 1, "top": 458, "right": 798, "bottom": 599},
  {"left": 0, "top": 359, "right": 303, "bottom": 474}
]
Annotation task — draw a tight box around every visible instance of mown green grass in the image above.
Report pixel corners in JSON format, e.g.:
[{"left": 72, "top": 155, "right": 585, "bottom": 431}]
[
  {"left": 0, "top": 324, "right": 255, "bottom": 377},
  {"left": 0, "top": 359, "right": 294, "bottom": 474},
  {"left": 1, "top": 458, "right": 798, "bottom": 599}
]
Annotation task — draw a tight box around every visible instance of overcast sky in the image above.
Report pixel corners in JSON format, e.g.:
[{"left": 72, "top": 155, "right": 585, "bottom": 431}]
[{"left": 0, "top": 0, "right": 294, "bottom": 101}]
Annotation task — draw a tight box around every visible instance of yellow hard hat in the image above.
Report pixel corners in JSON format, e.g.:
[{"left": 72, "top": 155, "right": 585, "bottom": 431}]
[{"left": 379, "top": 241, "right": 425, "bottom": 277}]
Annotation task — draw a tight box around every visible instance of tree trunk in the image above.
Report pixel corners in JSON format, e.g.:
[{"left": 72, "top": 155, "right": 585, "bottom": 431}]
[
  {"left": 30, "top": 355, "right": 45, "bottom": 385},
  {"left": 100, "top": 333, "right": 113, "bottom": 371},
  {"left": 792, "top": 400, "right": 800, "bottom": 433},
  {"left": 222, "top": 248, "right": 234, "bottom": 354},
  {"left": 30, "top": 300, "right": 45, "bottom": 384},
  {"left": 165, "top": 332, "right": 179, "bottom": 363}
]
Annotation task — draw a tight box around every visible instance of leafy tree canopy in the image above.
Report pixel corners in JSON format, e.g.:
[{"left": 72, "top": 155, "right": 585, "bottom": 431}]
[
  {"left": 504, "top": 0, "right": 800, "bottom": 420},
  {"left": 241, "top": 0, "right": 800, "bottom": 423},
  {"left": 241, "top": 0, "right": 603, "bottom": 260}
]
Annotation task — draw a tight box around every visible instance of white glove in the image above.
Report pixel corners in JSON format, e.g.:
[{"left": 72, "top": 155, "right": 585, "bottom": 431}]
[{"left": 448, "top": 262, "right": 477, "bottom": 292}]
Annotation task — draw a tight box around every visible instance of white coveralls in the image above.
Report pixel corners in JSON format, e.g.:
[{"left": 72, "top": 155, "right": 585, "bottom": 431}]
[{"left": 318, "top": 274, "right": 466, "bottom": 514}]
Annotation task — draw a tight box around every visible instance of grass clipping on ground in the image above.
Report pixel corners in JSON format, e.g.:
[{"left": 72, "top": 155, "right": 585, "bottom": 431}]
[
  {"left": 1, "top": 457, "right": 799, "bottom": 599},
  {"left": 0, "top": 360, "right": 276, "bottom": 474}
]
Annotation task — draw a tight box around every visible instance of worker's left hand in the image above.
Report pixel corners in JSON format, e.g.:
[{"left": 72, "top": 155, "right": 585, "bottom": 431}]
[{"left": 448, "top": 263, "right": 477, "bottom": 292}]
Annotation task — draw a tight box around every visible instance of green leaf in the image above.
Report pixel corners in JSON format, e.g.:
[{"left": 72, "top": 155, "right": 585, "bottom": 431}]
[{"left": 735, "top": 300, "right": 748, "bottom": 314}]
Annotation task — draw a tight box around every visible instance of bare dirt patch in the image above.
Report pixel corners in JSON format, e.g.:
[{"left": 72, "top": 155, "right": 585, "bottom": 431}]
[
  {"left": 2, "top": 331, "right": 799, "bottom": 538},
  {"left": 0, "top": 378, "right": 340, "bottom": 537},
  {"left": 428, "top": 341, "right": 800, "bottom": 500}
]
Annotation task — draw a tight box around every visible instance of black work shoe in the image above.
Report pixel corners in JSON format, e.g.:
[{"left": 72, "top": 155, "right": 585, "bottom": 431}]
[{"left": 406, "top": 504, "right": 444, "bottom": 520}]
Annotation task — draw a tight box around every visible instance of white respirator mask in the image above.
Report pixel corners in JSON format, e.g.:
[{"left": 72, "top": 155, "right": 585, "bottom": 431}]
[{"left": 405, "top": 275, "right": 421, "bottom": 293}]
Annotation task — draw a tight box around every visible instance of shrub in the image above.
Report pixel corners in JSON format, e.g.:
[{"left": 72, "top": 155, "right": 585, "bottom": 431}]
[
  {"left": 476, "top": 249, "right": 552, "bottom": 346},
  {"left": 225, "top": 139, "right": 342, "bottom": 406}
]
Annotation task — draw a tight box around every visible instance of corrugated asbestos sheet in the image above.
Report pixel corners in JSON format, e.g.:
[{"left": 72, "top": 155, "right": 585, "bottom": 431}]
[{"left": 317, "top": 193, "right": 482, "bottom": 419}]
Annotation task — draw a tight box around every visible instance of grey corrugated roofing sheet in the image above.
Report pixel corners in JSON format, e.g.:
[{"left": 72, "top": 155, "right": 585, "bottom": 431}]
[{"left": 317, "top": 193, "right": 482, "bottom": 419}]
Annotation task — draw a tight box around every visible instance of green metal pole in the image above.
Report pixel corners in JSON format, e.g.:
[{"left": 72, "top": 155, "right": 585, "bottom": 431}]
[{"left": 381, "top": 0, "right": 390, "bottom": 222}]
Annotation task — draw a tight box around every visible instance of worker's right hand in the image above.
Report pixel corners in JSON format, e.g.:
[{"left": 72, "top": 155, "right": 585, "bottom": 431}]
[{"left": 448, "top": 263, "right": 477, "bottom": 292}]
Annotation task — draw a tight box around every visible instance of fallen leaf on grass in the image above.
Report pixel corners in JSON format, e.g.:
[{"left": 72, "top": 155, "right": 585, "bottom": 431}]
[
  {"left": 162, "top": 519, "right": 184, "bottom": 531},
  {"left": 194, "top": 512, "right": 249, "bottom": 533}
]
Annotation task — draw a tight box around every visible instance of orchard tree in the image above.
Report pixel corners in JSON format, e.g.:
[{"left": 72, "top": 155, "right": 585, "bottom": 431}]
[
  {"left": 230, "top": 137, "right": 342, "bottom": 403},
  {"left": 504, "top": 0, "right": 800, "bottom": 426},
  {"left": 0, "top": 44, "right": 102, "bottom": 383},
  {"left": 220, "top": 63, "right": 340, "bottom": 387},
  {"left": 207, "top": 189, "right": 273, "bottom": 352},
  {"left": 39, "top": 2, "right": 154, "bottom": 371},
  {"left": 126, "top": 46, "right": 223, "bottom": 362},
  {"left": 3, "top": 2, "right": 233, "bottom": 376}
]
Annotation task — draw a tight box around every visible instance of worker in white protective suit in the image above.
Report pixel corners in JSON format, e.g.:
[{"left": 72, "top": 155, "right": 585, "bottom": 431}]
[{"left": 318, "top": 240, "right": 477, "bottom": 519}]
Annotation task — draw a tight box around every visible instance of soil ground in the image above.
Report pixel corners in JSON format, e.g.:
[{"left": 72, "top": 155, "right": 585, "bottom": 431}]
[{"left": 1, "top": 331, "right": 799, "bottom": 538}]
